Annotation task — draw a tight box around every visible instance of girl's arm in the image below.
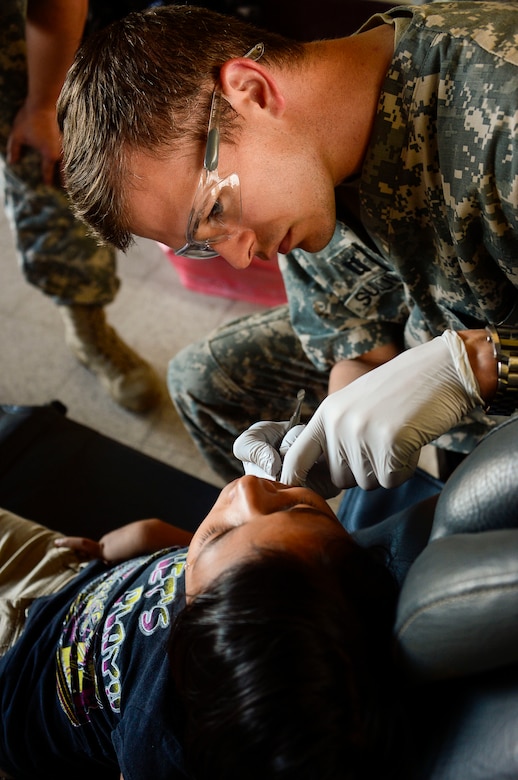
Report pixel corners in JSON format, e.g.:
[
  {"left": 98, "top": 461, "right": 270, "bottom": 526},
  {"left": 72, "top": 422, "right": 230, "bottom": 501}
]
[{"left": 55, "top": 518, "right": 193, "bottom": 564}]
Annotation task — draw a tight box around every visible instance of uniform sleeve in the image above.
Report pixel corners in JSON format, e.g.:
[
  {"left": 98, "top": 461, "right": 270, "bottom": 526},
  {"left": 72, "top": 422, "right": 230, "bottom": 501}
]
[{"left": 279, "top": 221, "right": 408, "bottom": 371}]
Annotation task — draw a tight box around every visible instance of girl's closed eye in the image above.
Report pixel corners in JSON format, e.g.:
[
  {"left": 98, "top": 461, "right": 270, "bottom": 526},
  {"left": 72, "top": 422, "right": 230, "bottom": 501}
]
[{"left": 197, "top": 525, "right": 224, "bottom": 545}]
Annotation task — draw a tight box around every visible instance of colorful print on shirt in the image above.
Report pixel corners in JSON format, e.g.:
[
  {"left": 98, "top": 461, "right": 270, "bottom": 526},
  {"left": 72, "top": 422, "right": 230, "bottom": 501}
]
[{"left": 56, "top": 549, "right": 187, "bottom": 726}]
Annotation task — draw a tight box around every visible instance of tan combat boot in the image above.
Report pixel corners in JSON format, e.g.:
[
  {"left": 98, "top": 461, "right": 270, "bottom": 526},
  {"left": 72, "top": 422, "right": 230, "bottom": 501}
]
[{"left": 60, "top": 304, "right": 161, "bottom": 413}]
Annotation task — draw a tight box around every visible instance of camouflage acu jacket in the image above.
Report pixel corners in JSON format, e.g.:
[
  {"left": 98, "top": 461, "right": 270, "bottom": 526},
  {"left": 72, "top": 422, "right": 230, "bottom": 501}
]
[{"left": 281, "top": 1, "right": 518, "bottom": 371}]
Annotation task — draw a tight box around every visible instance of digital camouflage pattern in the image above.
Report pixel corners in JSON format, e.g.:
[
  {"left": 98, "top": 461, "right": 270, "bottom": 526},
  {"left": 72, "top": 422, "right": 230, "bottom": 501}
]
[
  {"left": 361, "top": 1, "right": 518, "bottom": 343},
  {"left": 286, "top": 1, "right": 518, "bottom": 366},
  {"left": 0, "top": 0, "right": 119, "bottom": 305},
  {"left": 171, "top": 1, "right": 518, "bottom": 478}
]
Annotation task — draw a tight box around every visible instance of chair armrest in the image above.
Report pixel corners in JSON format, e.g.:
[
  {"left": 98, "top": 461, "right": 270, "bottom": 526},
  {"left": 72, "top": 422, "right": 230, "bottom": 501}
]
[
  {"left": 395, "top": 529, "right": 518, "bottom": 679},
  {"left": 431, "top": 416, "right": 518, "bottom": 540}
]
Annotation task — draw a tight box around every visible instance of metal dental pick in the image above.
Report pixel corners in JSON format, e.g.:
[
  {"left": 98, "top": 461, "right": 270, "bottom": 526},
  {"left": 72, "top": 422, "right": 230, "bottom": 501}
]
[{"left": 287, "top": 389, "right": 305, "bottom": 431}]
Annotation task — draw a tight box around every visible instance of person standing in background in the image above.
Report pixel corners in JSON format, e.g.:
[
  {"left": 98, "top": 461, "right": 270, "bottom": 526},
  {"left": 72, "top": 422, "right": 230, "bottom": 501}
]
[{"left": 0, "top": 0, "right": 161, "bottom": 413}]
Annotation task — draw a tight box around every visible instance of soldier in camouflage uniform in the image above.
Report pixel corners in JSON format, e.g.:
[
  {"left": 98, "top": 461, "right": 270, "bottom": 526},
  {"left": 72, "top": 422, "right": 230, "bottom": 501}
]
[
  {"left": 56, "top": 2, "right": 518, "bottom": 484},
  {"left": 0, "top": 0, "right": 160, "bottom": 412},
  {"left": 167, "top": 1, "right": 518, "bottom": 481}
]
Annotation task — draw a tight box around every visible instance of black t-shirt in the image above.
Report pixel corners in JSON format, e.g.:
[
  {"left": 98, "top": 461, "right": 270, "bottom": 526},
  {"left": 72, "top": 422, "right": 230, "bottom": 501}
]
[{"left": 0, "top": 548, "right": 189, "bottom": 780}]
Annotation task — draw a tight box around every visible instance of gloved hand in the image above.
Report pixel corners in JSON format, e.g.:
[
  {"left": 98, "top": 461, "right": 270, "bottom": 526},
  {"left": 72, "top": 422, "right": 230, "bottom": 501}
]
[
  {"left": 280, "top": 330, "right": 484, "bottom": 491},
  {"left": 233, "top": 420, "right": 340, "bottom": 498},
  {"left": 279, "top": 426, "right": 340, "bottom": 498},
  {"left": 233, "top": 420, "right": 288, "bottom": 481}
]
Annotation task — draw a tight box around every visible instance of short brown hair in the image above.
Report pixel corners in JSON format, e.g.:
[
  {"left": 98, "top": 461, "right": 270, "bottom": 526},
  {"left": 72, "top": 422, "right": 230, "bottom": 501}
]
[{"left": 57, "top": 5, "right": 304, "bottom": 250}]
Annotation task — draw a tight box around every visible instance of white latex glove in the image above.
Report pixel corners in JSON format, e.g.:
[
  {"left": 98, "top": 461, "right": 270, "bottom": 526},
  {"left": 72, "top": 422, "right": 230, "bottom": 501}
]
[
  {"left": 233, "top": 421, "right": 340, "bottom": 498},
  {"left": 233, "top": 420, "right": 290, "bottom": 480},
  {"left": 280, "top": 426, "right": 340, "bottom": 498},
  {"left": 280, "top": 330, "right": 484, "bottom": 491}
]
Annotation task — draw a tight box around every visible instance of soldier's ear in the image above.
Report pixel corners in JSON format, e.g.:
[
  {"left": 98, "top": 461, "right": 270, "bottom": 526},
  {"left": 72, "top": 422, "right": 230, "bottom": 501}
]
[{"left": 220, "top": 59, "right": 285, "bottom": 119}]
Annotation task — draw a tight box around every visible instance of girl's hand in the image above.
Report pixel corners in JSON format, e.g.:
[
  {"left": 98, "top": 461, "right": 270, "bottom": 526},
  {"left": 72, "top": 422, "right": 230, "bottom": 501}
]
[{"left": 54, "top": 535, "right": 103, "bottom": 560}]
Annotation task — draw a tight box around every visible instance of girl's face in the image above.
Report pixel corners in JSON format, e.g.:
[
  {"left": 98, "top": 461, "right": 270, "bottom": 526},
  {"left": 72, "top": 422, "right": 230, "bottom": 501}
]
[{"left": 185, "top": 475, "right": 347, "bottom": 598}]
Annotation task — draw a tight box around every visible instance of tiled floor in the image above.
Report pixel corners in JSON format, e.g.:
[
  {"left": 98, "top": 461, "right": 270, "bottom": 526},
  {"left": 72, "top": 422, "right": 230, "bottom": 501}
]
[{"left": 0, "top": 201, "right": 265, "bottom": 490}]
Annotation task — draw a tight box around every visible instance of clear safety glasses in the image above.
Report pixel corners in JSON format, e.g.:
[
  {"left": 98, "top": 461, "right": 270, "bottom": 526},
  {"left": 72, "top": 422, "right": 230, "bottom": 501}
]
[{"left": 175, "top": 43, "right": 264, "bottom": 260}]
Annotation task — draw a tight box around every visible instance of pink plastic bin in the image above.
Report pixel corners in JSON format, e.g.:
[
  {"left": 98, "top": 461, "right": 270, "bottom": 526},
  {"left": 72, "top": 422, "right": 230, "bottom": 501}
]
[{"left": 159, "top": 244, "right": 287, "bottom": 307}]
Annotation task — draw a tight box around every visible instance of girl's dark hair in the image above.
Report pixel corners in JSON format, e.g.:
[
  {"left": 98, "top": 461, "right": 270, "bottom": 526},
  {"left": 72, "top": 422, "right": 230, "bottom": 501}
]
[{"left": 169, "top": 539, "right": 405, "bottom": 780}]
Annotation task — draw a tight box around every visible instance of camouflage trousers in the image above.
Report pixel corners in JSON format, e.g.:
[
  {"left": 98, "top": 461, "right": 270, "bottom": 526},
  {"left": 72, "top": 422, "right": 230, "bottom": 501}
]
[
  {"left": 168, "top": 304, "right": 330, "bottom": 482},
  {"left": 0, "top": 0, "right": 119, "bottom": 306}
]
